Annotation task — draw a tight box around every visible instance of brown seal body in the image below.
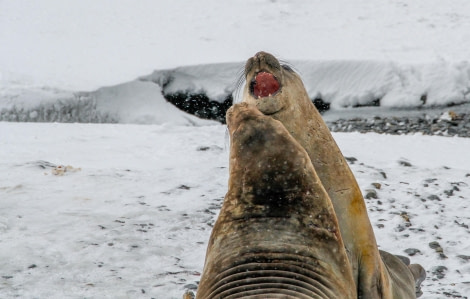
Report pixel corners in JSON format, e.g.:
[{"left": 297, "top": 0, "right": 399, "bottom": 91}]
[
  {"left": 196, "top": 103, "right": 356, "bottom": 298},
  {"left": 241, "top": 51, "right": 424, "bottom": 298}
]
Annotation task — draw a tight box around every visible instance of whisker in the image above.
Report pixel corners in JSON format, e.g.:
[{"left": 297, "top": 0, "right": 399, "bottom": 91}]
[
  {"left": 232, "top": 65, "right": 246, "bottom": 104},
  {"left": 225, "top": 126, "right": 231, "bottom": 150},
  {"left": 279, "top": 59, "right": 300, "bottom": 75}
]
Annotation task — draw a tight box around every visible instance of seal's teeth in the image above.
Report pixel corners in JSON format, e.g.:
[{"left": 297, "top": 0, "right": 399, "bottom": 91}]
[
  {"left": 268, "top": 93, "right": 271, "bottom": 97},
  {"left": 258, "top": 95, "right": 261, "bottom": 99}
]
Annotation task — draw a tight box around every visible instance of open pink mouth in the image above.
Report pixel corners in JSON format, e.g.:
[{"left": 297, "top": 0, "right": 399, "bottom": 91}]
[{"left": 251, "top": 72, "right": 280, "bottom": 98}]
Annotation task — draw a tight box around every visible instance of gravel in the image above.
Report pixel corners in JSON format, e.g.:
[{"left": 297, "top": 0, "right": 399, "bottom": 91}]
[{"left": 326, "top": 111, "right": 470, "bottom": 137}]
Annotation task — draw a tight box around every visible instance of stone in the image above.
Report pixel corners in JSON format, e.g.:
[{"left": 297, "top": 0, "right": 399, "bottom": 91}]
[
  {"left": 429, "top": 241, "right": 445, "bottom": 256},
  {"left": 457, "top": 255, "right": 470, "bottom": 262},
  {"left": 365, "top": 189, "right": 378, "bottom": 199},
  {"left": 427, "top": 195, "right": 441, "bottom": 201},
  {"left": 372, "top": 183, "right": 382, "bottom": 189},
  {"left": 431, "top": 266, "right": 447, "bottom": 279},
  {"left": 404, "top": 248, "right": 421, "bottom": 256},
  {"left": 399, "top": 160, "right": 412, "bottom": 167}
]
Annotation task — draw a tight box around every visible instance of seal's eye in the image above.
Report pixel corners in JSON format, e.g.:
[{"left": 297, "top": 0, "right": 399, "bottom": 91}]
[
  {"left": 264, "top": 54, "right": 281, "bottom": 71},
  {"left": 281, "top": 64, "right": 294, "bottom": 72}
]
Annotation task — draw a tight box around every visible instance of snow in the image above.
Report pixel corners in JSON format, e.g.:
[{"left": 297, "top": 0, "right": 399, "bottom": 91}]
[
  {"left": 2, "top": 0, "right": 470, "bottom": 298},
  {"left": 1, "top": 123, "right": 469, "bottom": 298},
  {"left": 3, "top": 59, "right": 470, "bottom": 123},
  {"left": 0, "top": 79, "right": 216, "bottom": 125},
  {"left": 142, "top": 59, "right": 470, "bottom": 109},
  {"left": 141, "top": 63, "right": 243, "bottom": 103},
  {"left": 91, "top": 81, "right": 215, "bottom": 125},
  {"left": 2, "top": 0, "right": 470, "bottom": 91}
]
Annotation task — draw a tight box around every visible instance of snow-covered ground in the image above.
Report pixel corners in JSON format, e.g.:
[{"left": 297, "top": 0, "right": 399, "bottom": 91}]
[
  {"left": 2, "top": 0, "right": 470, "bottom": 298},
  {"left": 1, "top": 123, "right": 469, "bottom": 298}
]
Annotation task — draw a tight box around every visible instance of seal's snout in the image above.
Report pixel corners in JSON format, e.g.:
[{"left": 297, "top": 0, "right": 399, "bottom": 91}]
[
  {"left": 245, "top": 52, "right": 283, "bottom": 100},
  {"left": 250, "top": 71, "right": 280, "bottom": 98}
]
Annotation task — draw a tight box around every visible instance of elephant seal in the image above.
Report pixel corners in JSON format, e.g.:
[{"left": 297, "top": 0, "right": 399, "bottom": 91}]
[
  {"left": 241, "top": 51, "right": 425, "bottom": 298},
  {"left": 196, "top": 102, "right": 356, "bottom": 298}
]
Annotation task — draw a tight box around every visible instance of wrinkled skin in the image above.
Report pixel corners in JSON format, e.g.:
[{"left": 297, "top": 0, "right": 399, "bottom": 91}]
[
  {"left": 241, "top": 51, "right": 424, "bottom": 298},
  {"left": 196, "top": 103, "right": 356, "bottom": 298}
]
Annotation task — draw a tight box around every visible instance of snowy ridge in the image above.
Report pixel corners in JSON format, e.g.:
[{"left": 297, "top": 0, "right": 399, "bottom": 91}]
[
  {"left": 2, "top": 60, "right": 470, "bottom": 125},
  {"left": 140, "top": 62, "right": 243, "bottom": 103},
  {"left": 143, "top": 59, "right": 470, "bottom": 108},
  {"left": 299, "top": 60, "right": 470, "bottom": 108}
]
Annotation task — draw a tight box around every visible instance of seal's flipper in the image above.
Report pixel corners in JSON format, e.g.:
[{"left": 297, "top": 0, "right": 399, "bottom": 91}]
[{"left": 409, "top": 264, "right": 426, "bottom": 297}]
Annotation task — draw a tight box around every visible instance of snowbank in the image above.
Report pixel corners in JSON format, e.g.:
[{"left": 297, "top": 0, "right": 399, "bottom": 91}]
[
  {"left": 144, "top": 59, "right": 470, "bottom": 108},
  {"left": 298, "top": 60, "right": 470, "bottom": 108},
  {"left": 92, "top": 81, "right": 216, "bottom": 125},
  {"left": 2, "top": 59, "right": 470, "bottom": 124},
  {"left": 2, "top": 59, "right": 470, "bottom": 125},
  {"left": 142, "top": 63, "right": 242, "bottom": 103},
  {"left": 0, "top": 79, "right": 216, "bottom": 126}
]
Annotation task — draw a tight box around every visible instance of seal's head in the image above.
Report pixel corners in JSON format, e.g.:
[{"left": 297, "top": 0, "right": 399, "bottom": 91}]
[{"left": 243, "top": 51, "right": 310, "bottom": 116}]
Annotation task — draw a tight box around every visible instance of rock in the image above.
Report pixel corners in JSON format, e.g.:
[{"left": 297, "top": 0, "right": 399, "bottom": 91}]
[
  {"left": 454, "top": 220, "right": 469, "bottom": 229},
  {"left": 431, "top": 266, "right": 447, "bottom": 279},
  {"left": 184, "top": 284, "right": 198, "bottom": 290},
  {"left": 398, "top": 160, "right": 412, "bottom": 167},
  {"left": 365, "top": 189, "right": 378, "bottom": 199},
  {"left": 396, "top": 225, "right": 406, "bottom": 232},
  {"left": 372, "top": 183, "right": 382, "bottom": 189},
  {"left": 447, "top": 126, "right": 459, "bottom": 135},
  {"left": 443, "top": 189, "right": 454, "bottom": 196},
  {"left": 404, "top": 248, "right": 421, "bottom": 256},
  {"left": 429, "top": 241, "right": 445, "bottom": 258},
  {"left": 183, "top": 290, "right": 196, "bottom": 299},
  {"left": 457, "top": 255, "right": 470, "bottom": 262},
  {"left": 409, "top": 228, "right": 425, "bottom": 233},
  {"left": 427, "top": 195, "right": 441, "bottom": 201},
  {"left": 163, "top": 92, "right": 232, "bottom": 123},
  {"left": 400, "top": 212, "right": 410, "bottom": 223},
  {"left": 325, "top": 113, "right": 470, "bottom": 137}
]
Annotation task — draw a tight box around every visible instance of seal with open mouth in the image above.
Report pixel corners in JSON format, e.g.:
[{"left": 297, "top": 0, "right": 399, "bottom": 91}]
[
  {"left": 241, "top": 51, "right": 425, "bottom": 298},
  {"left": 196, "top": 102, "right": 356, "bottom": 298}
]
